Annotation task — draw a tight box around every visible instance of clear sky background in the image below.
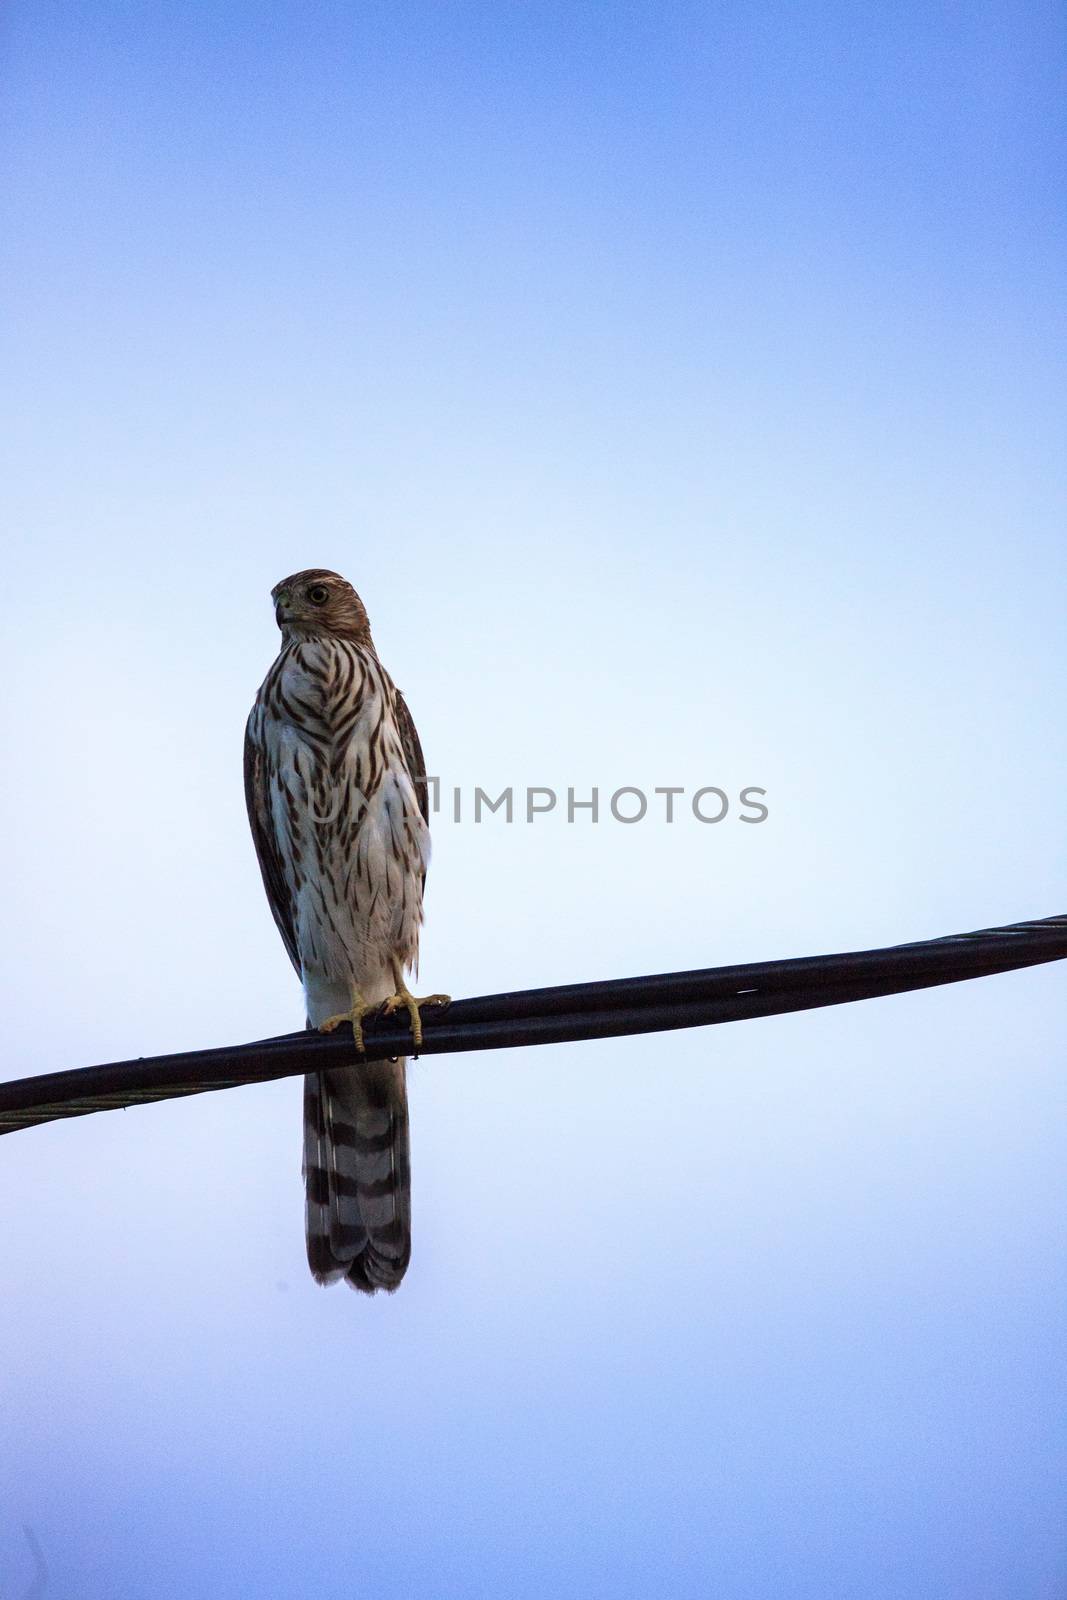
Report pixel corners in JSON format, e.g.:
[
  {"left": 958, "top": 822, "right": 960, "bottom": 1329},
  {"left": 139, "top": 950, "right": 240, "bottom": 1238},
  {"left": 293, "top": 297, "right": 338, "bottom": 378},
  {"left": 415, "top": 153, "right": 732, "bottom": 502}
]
[{"left": 1, "top": 3, "right": 1065, "bottom": 1596}]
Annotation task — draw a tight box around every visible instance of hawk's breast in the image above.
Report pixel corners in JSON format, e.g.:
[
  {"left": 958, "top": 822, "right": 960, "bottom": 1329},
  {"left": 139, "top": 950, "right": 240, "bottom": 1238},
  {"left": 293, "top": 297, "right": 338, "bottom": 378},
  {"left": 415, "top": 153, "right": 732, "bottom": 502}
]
[{"left": 263, "top": 636, "right": 428, "bottom": 989}]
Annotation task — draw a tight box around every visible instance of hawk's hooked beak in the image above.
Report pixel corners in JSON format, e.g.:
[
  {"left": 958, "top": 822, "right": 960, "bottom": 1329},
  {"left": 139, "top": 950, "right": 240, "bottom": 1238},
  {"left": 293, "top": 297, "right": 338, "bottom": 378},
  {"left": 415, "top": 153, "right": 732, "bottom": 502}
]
[{"left": 274, "top": 589, "right": 293, "bottom": 625}]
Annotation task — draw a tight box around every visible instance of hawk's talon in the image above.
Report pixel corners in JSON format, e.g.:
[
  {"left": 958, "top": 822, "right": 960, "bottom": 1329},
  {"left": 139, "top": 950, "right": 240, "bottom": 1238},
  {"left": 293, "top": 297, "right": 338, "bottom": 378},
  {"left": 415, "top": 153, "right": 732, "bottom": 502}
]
[
  {"left": 318, "top": 985, "right": 371, "bottom": 1054},
  {"left": 381, "top": 980, "right": 451, "bottom": 1051}
]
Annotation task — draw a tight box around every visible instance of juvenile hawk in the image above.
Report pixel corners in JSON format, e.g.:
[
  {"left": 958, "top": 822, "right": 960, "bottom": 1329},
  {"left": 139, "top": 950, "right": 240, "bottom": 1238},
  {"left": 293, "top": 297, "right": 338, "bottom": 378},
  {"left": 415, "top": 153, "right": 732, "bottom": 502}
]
[{"left": 244, "top": 569, "right": 446, "bottom": 1292}]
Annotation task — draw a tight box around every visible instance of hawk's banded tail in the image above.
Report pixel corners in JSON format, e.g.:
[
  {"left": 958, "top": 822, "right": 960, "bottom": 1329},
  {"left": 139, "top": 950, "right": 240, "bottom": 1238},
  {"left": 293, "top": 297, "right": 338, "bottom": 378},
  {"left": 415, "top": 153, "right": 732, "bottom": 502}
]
[{"left": 302, "top": 1059, "right": 411, "bottom": 1293}]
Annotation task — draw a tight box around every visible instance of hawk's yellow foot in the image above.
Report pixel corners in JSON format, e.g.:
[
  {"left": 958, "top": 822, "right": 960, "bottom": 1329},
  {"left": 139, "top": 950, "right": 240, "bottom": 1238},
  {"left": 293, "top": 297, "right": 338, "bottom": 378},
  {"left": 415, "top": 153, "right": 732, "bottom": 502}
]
[
  {"left": 382, "top": 966, "right": 450, "bottom": 1051},
  {"left": 319, "top": 984, "right": 372, "bottom": 1054}
]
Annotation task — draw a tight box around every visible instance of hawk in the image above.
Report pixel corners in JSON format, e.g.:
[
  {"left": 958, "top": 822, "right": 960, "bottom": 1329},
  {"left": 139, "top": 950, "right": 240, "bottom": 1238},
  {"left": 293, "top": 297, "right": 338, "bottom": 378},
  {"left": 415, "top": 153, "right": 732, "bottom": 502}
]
[{"left": 244, "top": 569, "right": 447, "bottom": 1292}]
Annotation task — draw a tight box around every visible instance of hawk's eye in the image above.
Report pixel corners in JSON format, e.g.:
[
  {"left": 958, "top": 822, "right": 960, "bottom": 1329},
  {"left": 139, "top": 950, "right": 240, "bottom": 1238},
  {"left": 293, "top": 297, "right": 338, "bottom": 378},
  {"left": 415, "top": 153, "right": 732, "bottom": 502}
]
[{"left": 307, "top": 585, "right": 330, "bottom": 606}]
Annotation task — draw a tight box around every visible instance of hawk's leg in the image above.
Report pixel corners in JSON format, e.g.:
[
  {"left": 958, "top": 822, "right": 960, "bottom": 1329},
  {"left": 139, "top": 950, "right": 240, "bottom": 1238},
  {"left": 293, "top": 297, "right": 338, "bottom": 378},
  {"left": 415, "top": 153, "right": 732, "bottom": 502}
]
[
  {"left": 381, "top": 959, "right": 450, "bottom": 1051},
  {"left": 319, "top": 983, "right": 373, "bottom": 1054}
]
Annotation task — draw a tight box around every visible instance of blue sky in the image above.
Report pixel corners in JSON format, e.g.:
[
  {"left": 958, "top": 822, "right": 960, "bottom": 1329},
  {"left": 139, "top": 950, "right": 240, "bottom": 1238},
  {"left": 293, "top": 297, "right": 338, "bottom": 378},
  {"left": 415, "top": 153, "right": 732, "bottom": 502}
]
[{"left": 1, "top": 4, "right": 1065, "bottom": 1597}]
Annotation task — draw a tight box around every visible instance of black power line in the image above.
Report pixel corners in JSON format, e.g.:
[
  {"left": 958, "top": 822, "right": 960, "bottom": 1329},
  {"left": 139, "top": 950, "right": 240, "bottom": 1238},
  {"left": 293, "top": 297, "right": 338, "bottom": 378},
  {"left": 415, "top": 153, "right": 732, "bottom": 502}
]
[{"left": 2, "top": 913, "right": 1064, "bottom": 1136}]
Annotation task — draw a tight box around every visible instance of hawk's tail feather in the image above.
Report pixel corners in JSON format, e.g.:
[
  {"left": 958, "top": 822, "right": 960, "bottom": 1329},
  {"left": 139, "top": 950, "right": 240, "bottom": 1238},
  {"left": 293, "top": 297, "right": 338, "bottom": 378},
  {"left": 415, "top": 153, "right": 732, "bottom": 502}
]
[
  {"left": 303, "top": 1073, "right": 343, "bottom": 1283},
  {"left": 303, "top": 1061, "right": 411, "bottom": 1294}
]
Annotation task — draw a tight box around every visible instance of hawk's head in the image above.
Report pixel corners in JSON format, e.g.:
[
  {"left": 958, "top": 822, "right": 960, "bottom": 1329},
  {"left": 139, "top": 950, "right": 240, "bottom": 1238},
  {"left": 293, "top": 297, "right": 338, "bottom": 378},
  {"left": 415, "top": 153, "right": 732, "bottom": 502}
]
[{"left": 271, "top": 570, "right": 372, "bottom": 644}]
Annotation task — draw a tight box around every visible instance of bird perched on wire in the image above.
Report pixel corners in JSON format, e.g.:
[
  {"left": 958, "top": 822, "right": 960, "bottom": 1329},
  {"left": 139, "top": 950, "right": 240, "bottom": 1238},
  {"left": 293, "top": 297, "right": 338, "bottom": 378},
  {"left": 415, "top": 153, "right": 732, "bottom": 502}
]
[{"left": 244, "top": 569, "right": 447, "bottom": 1292}]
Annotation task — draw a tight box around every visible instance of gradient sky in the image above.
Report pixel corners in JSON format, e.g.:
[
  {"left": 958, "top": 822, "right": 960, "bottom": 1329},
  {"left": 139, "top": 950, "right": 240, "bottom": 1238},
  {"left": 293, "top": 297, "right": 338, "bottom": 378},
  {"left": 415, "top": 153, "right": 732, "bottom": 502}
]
[{"left": 2, "top": 4, "right": 1065, "bottom": 1597}]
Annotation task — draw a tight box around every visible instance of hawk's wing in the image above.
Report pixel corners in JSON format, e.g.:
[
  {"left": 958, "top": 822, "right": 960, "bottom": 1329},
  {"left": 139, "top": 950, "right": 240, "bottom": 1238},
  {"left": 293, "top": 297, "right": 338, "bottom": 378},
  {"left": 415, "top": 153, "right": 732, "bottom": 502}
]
[
  {"left": 394, "top": 687, "right": 430, "bottom": 828},
  {"left": 243, "top": 711, "right": 301, "bottom": 977}
]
